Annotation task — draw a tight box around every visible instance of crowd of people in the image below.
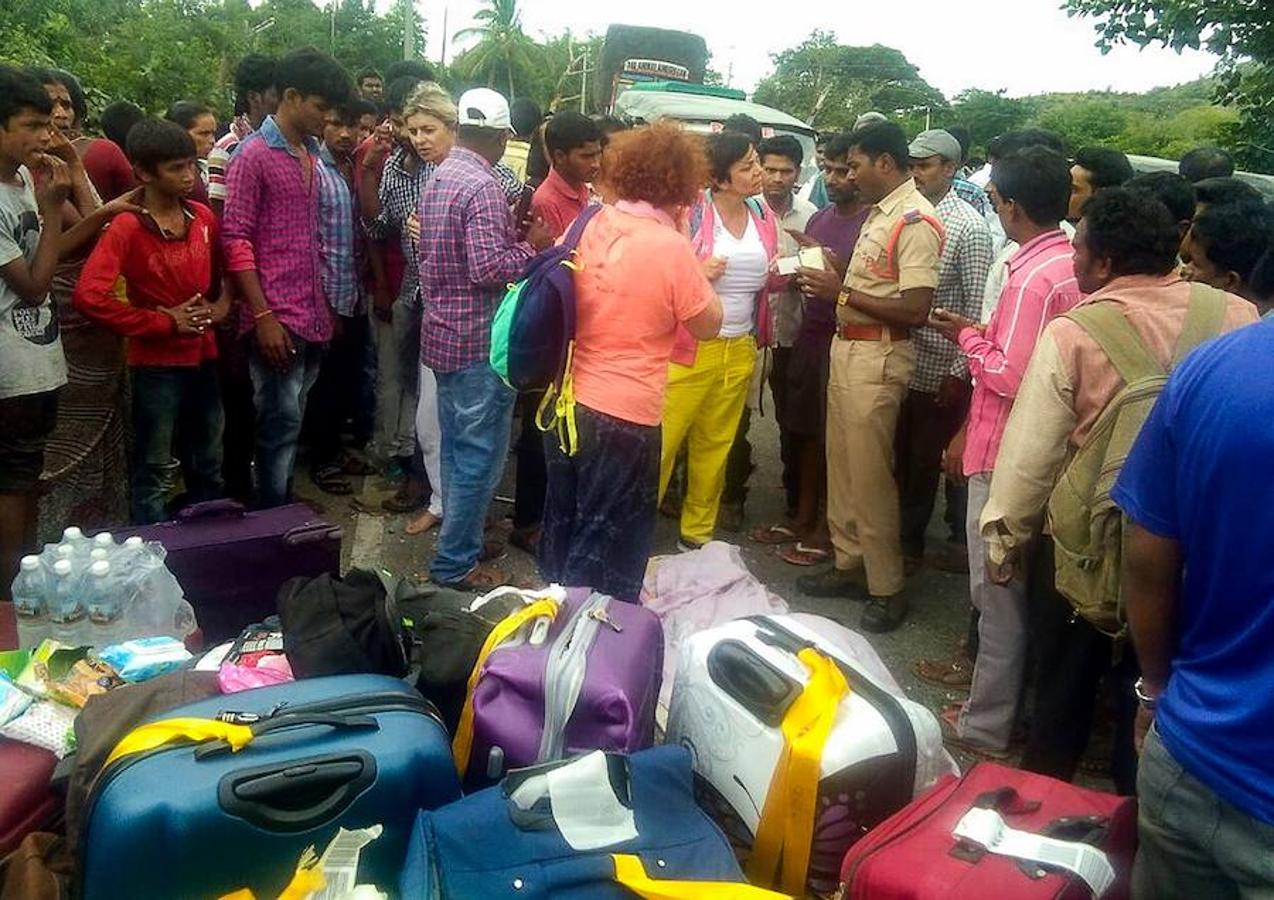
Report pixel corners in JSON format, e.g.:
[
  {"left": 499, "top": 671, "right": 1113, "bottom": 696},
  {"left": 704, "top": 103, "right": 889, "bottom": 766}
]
[{"left": 1, "top": 45, "right": 1273, "bottom": 895}]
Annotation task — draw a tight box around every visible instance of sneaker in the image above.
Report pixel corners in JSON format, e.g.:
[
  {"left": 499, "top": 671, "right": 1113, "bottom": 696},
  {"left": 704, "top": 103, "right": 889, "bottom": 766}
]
[
  {"left": 716, "top": 501, "right": 745, "bottom": 533},
  {"left": 676, "top": 537, "right": 705, "bottom": 553},
  {"left": 796, "top": 567, "right": 867, "bottom": 599}
]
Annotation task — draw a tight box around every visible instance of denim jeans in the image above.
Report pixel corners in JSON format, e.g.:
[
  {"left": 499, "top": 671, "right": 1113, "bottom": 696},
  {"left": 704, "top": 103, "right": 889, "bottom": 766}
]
[
  {"left": 248, "top": 336, "right": 323, "bottom": 508},
  {"left": 431, "top": 362, "right": 515, "bottom": 584},
  {"left": 131, "top": 364, "right": 225, "bottom": 524},
  {"left": 1134, "top": 726, "right": 1274, "bottom": 899}
]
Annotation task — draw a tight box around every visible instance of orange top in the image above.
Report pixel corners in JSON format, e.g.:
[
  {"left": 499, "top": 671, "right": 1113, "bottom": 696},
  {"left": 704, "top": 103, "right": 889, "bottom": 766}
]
[{"left": 571, "top": 203, "right": 714, "bottom": 426}]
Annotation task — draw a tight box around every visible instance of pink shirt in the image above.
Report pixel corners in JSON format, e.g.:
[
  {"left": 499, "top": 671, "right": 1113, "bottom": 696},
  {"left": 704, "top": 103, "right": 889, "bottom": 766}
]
[
  {"left": 572, "top": 203, "right": 714, "bottom": 426},
  {"left": 531, "top": 167, "right": 590, "bottom": 240},
  {"left": 960, "top": 229, "right": 1082, "bottom": 476}
]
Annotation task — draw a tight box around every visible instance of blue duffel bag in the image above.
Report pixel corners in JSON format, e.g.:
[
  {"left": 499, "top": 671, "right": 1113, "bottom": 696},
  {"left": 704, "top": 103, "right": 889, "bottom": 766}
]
[
  {"left": 399, "top": 745, "right": 776, "bottom": 898},
  {"left": 80, "top": 674, "right": 461, "bottom": 900}
]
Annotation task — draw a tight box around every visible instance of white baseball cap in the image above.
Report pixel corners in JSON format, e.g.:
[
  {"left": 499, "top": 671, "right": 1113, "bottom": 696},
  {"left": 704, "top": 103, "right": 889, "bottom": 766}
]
[{"left": 457, "top": 88, "right": 512, "bottom": 132}]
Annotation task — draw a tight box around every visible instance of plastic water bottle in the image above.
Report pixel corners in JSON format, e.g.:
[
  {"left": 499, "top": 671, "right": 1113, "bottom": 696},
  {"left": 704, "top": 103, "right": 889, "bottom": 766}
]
[
  {"left": 85, "top": 560, "right": 123, "bottom": 647},
  {"left": 61, "top": 526, "right": 86, "bottom": 549},
  {"left": 11, "top": 556, "right": 49, "bottom": 650},
  {"left": 48, "top": 558, "right": 87, "bottom": 646},
  {"left": 90, "top": 547, "right": 109, "bottom": 564},
  {"left": 92, "top": 531, "right": 115, "bottom": 553}
]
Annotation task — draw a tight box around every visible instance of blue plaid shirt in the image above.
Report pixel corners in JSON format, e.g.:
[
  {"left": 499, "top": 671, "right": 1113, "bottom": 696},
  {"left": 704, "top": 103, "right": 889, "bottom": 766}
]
[{"left": 316, "top": 145, "right": 363, "bottom": 316}]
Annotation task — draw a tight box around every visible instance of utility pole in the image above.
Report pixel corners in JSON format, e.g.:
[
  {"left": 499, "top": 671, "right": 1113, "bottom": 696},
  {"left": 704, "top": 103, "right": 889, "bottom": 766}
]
[
  {"left": 580, "top": 46, "right": 588, "bottom": 113},
  {"left": 403, "top": 0, "right": 415, "bottom": 61},
  {"left": 441, "top": 5, "right": 450, "bottom": 68},
  {"left": 329, "top": 0, "right": 336, "bottom": 54}
]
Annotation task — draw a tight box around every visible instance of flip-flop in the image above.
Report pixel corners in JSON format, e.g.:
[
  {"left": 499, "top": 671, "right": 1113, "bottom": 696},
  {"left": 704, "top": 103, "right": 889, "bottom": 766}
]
[
  {"left": 749, "top": 524, "right": 799, "bottom": 545},
  {"left": 779, "top": 542, "right": 831, "bottom": 566},
  {"left": 913, "top": 655, "right": 974, "bottom": 689},
  {"left": 311, "top": 464, "right": 353, "bottom": 496},
  {"left": 404, "top": 511, "right": 441, "bottom": 536},
  {"left": 938, "top": 703, "right": 1010, "bottom": 759}
]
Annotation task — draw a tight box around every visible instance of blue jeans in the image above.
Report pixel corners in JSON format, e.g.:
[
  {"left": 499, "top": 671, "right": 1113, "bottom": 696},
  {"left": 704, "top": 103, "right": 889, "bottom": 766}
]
[
  {"left": 248, "top": 336, "right": 323, "bottom": 508},
  {"left": 431, "top": 362, "right": 515, "bottom": 584},
  {"left": 1134, "top": 726, "right": 1274, "bottom": 899},
  {"left": 131, "top": 364, "right": 225, "bottom": 524}
]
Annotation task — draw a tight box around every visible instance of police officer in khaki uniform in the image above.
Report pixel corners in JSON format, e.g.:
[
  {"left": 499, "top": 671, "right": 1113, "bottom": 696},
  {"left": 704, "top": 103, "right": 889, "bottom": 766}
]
[{"left": 797, "top": 121, "right": 943, "bottom": 632}]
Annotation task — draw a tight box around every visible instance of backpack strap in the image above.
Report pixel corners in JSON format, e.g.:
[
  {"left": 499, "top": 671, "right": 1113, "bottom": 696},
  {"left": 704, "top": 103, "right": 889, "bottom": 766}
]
[
  {"left": 1063, "top": 301, "right": 1164, "bottom": 384},
  {"left": 559, "top": 202, "right": 604, "bottom": 252},
  {"left": 1172, "top": 282, "right": 1229, "bottom": 367}
]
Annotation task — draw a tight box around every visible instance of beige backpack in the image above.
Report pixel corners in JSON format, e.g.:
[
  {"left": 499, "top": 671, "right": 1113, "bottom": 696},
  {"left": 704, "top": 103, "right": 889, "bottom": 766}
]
[{"left": 1046, "top": 283, "right": 1228, "bottom": 637}]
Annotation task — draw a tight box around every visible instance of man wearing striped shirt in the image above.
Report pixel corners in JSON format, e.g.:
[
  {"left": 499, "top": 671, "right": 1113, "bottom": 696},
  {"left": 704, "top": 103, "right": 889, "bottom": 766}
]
[
  {"left": 928, "top": 145, "right": 1082, "bottom": 755},
  {"left": 898, "top": 130, "right": 993, "bottom": 571}
]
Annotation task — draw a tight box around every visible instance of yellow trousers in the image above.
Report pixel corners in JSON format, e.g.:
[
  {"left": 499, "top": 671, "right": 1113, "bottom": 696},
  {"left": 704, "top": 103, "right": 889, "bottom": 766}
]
[{"left": 659, "top": 336, "right": 756, "bottom": 545}]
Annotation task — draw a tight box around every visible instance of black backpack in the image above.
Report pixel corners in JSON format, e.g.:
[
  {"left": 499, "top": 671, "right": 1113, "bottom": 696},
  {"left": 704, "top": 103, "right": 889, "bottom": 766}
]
[{"left": 276, "top": 568, "right": 411, "bottom": 679}]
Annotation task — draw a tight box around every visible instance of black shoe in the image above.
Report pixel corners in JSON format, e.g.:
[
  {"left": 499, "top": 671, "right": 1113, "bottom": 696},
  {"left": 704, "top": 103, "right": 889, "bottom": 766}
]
[
  {"left": 861, "top": 594, "right": 908, "bottom": 633},
  {"left": 796, "top": 567, "right": 866, "bottom": 599}
]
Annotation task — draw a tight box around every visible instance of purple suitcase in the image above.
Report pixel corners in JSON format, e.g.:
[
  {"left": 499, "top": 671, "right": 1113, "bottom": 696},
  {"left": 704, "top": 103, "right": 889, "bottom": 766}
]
[
  {"left": 463, "top": 588, "right": 663, "bottom": 787},
  {"left": 117, "top": 499, "right": 342, "bottom": 644}
]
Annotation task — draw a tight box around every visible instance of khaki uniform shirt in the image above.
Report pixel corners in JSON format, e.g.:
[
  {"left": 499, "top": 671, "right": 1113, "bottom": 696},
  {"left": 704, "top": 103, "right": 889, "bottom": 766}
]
[{"left": 839, "top": 177, "right": 941, "bottom": 326}]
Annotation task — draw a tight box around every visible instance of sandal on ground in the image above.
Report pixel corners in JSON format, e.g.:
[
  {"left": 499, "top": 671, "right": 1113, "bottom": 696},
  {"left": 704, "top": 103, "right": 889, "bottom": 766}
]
[
  {"left": 749, "top": 524, "right": 799, "bottom": 545},
  {"left": 438, "top": 563, "right": 510, "bottom": 592},
  {"left": 913, "top": 654, "right": 974, "bottom": 689},
  {"left": 509, "top": 525, "right": 541, "bottom": 555},
  {"left": 938, "top": 703, "right": 1010, "bottom": 759},
  {"left": 382, "top": 482, "right": 427, "bottom": 514},
  {"left": 312, "top": 464, "right": 353, "bottom": 496},
  {"left": 341, "top": 453, "right": 377, "bottom": 476},
  {"left": 405, "top": 510, "right": 442, "bottom": 536},
  {"left": 779, "top": 542, "right": 831, "bottom": 566}
]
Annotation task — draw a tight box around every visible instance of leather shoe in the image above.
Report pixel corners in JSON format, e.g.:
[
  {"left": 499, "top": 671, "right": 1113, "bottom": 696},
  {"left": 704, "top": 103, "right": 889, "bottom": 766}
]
[
  {"left": 861, "top": 594, "right": 908, "bottom": 633},
  {"left": 796, "top": 567, "right": 867, "bottom": 599}
]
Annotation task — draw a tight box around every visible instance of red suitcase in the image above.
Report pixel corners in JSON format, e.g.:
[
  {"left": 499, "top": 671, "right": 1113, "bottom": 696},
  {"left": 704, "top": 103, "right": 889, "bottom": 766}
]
[
  {"left": 838, "top": 762, "right": 1137, "bottom": 900},
  {"left": 0, "top": 739, "right": 61, "bottom": 856},
  {"left": 117, "top": 499, "right": 342, "bottom": 644}
]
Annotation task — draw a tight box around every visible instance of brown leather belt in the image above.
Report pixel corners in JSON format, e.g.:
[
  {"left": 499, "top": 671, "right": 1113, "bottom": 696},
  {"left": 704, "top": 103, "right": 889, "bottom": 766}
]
[{"left": 836, "top": 323, "right": 910, "bottom": 342}]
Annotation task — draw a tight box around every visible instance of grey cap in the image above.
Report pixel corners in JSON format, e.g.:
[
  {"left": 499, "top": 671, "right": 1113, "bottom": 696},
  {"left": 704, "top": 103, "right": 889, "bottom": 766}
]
[
  {"left": 853, "top": 111, "right": 888, "bottom": 130},
  {"left": 908, "top": 128, "right": 962, "bottom": 162}
]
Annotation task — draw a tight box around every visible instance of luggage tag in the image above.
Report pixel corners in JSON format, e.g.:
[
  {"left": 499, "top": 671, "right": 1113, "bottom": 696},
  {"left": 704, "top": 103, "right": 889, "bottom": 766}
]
[
  {"left": 504, "top": 750, "right": 637, "bottom": 850},
  {"left": 952, "top": 807, "right": 1116, "bottom": 897}
]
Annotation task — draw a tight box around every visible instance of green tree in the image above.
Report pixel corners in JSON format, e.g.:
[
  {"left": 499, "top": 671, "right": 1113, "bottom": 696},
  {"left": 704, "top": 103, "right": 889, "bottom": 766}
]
[
  {"left": 450, "top": 0, "right": 541, "bottom": 99},
  {"left": 946, "top": 89, "right": 1032, "bottom": 153},
  {"left": 753, "top": 31, "right": 946, "bottom": 131},
  {"left": 1065, "top": 0, "right": 1274, "bottom": 172}
]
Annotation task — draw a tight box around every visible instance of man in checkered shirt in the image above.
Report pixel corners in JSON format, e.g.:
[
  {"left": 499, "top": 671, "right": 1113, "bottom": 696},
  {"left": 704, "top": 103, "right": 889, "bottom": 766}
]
[{"left": 898, "top": 130, "right": 993, "bottom": 570}]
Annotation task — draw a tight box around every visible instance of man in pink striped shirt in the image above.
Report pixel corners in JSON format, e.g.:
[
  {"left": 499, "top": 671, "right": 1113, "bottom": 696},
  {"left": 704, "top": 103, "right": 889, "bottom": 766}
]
[{"left": 928, "top": 145, "right": 1082, "bottom": 755}]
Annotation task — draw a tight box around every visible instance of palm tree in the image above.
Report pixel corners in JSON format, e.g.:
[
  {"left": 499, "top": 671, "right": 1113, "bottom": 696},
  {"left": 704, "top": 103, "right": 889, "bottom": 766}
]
[{"left": 452, "top": 0, "right": 539, "bottom": 99}]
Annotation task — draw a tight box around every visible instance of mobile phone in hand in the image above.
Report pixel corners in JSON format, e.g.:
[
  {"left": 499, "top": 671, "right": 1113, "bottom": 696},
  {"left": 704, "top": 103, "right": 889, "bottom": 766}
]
[{"left": 513, "top": 187, "right": 534, "bottom": 239}]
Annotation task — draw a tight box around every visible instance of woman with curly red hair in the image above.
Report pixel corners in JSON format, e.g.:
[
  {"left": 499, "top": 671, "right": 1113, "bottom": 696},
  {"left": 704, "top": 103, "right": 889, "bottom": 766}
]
[{"left": 538, "top": 122, "right": 723, "bottom": 599}]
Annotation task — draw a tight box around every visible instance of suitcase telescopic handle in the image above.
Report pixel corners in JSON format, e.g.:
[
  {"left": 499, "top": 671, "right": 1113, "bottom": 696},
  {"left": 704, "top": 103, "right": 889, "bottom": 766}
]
[
  {"left": 218, "top": 750, "right": 378, "bottom": 833},
  {"left": 194, "top": 713, "right": 379, "bottom": 761}
]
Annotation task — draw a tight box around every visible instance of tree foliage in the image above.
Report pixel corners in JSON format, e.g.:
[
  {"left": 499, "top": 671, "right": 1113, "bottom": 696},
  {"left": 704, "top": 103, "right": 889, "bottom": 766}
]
[
  {"left": 753, "top": 31, "right": 946, "bottom": 131},
  {"left": 0, "top": 0, "right": 423, "bottom": 118},
  {"left": 1064, "top": 0, "right": 1274, "bottom": 171}
]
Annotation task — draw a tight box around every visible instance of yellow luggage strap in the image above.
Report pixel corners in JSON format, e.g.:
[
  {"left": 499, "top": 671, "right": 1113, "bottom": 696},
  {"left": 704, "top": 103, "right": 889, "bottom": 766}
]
[
  {"left": 105, "top": 717, "right": 256, "bottom": 768},
  {"left": 745, "top": 648, "right": 850, "bottom": 895},
  {"left": 452, "top": 598, "right": 560, "bottom": 777},
  {"left": 535, "top": 340, "right": 580, "bottom": 457},
  {"left": 612, "top": 854, "right": 793, "bottom": 899}
]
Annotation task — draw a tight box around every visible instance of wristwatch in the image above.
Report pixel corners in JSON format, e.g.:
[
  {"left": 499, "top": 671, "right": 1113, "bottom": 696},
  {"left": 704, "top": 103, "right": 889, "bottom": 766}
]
[{"left": 1133, "top": 677, "right": 1159, "bottom": 712}]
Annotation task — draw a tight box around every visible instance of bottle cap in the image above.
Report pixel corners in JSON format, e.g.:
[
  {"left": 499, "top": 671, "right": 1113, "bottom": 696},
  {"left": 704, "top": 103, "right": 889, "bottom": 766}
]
[
  {"left": 54, "top": 559, "right": 73, "bottom": 576},
  {"left": 56, "top": 544, "right": 75, "bottom": 558},
  {"left": 93, "top": 532, "right": 114, "bottom": 547},
  {"left": 90, "top": 548, "right": 109, "bottom": 562},
  {"left": 90, "top": 560, "right": 111, "bottom": 577},
  {"left": 62, "top": 526, "right": 84, "bottom": 542},
  {"left": 123, "top": 536, "right": 144, "bottom": 549},
  {"left": 19, "top": 555, "right": 40, "bottom": 571}
]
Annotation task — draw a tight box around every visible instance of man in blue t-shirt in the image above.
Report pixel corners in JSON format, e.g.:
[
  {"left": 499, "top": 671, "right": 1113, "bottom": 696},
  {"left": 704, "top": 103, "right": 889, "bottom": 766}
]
[{"left": 1114, "top": 318, "right": 1274, "bottom": 898}]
